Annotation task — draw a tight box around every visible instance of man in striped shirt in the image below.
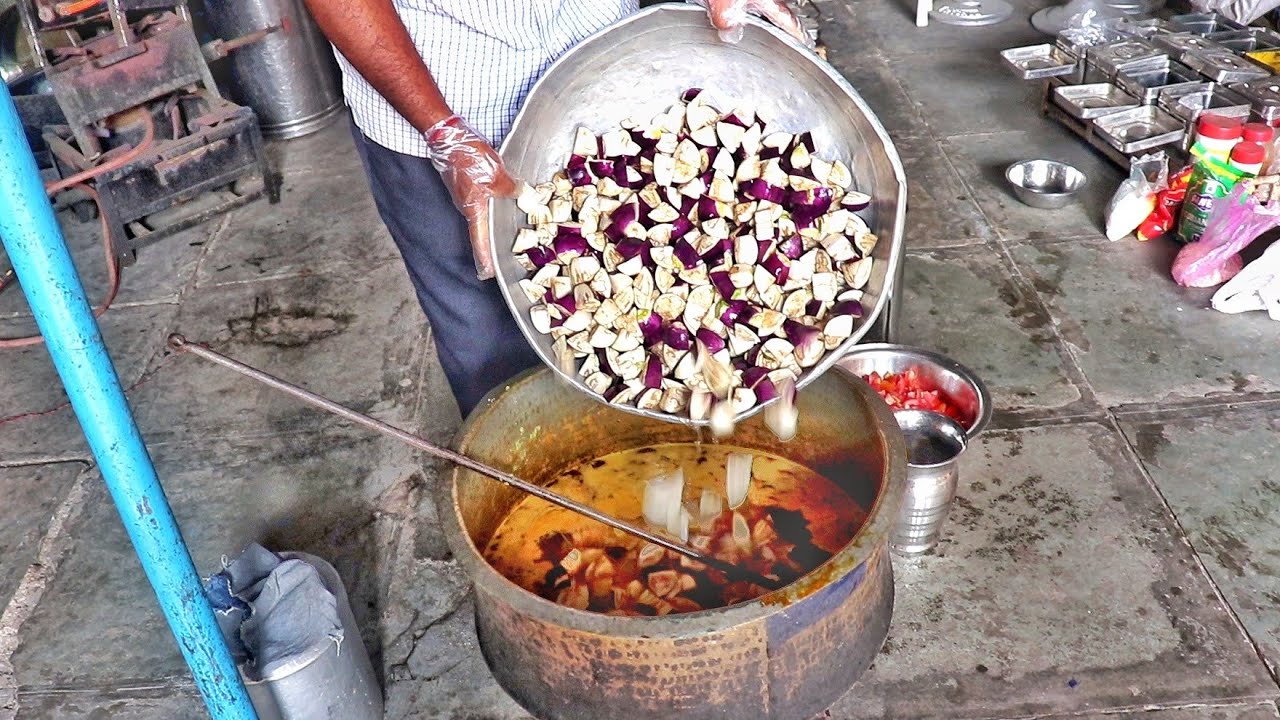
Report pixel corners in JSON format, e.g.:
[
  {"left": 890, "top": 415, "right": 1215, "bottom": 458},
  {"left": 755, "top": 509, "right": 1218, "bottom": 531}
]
[{"left": 303, "top": 0, "right": 809, "bottom": 417}]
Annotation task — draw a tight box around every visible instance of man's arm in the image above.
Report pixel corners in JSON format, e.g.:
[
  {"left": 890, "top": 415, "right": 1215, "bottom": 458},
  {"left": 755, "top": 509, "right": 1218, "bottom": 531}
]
[
  {"left": 302, "top": 0, "right": 451, "bottom": 133},
  {"left": 303, "top": 0, "right": 516, "bottom": 280}
]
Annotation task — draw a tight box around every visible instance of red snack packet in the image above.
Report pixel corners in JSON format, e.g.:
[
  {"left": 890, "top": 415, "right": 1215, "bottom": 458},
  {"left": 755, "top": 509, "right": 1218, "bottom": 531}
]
[{"left": 1137, "top": 165, "right": 1193, "bottom": 242}]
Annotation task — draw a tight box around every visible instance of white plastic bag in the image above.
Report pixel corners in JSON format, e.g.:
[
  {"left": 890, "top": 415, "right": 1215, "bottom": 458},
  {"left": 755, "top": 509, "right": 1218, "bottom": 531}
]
[
  {"left": 1190, "top": 0, "right": 1280, "bottom": 24},
  {"left": 1062, "top": 0, "right": 1109, "bottom": 29},
  {"left": 1106, "top": 153, "right": 1168, "bottom": 241},
  {"left": 1211, "top": 241, "right": 1280, "bottom": 320}
]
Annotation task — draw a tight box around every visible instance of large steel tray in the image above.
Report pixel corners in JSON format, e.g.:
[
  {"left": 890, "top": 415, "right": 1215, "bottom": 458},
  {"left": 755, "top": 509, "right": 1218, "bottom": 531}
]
[
  {"left": 1231, "top": 77, "right": 1280, "bottom": 124},
  {"left": 1158, "top": 82, "right": 1251, "bottom": 123},
  {"left": 1087, "top": 39, "right": 1167, "bottom": 79},
  {"left": 1093, "top": 106, "right": 1186, "bottom": 154},
  {"left": 1115, "top": 59, "right": 1201, "bottom": 104},
  {"left": 1053, "top": 83, "right": 1141, "bottom": 119},
  {"left": 1170, "top": 12, "right": 1247, "bottom": 36},
  {"left": 1183, "top": 48, "right": 1271, "bottom": 83},
  {"left": 1206, "top": 28, "right": 1280, "bottom": 54},
  {"left": 1002, "top": 44, "right": 1078, "bottom": 80},
  {"left": 491, "top": 5, "right": 906, "bottom": 426},
  {"left": 1150, "top": 32, "right": 1229, "bottom": 61}
]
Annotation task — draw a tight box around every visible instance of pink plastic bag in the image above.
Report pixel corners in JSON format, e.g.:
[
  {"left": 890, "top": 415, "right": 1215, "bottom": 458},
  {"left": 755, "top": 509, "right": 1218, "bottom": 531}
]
[{"left": 1172, "top": 182, "right": 1280, "bottom": 288}]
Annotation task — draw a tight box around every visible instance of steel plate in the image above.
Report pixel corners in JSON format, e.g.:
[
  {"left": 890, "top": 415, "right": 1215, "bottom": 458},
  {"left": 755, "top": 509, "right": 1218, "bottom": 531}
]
[{"left": 490, "top": 4, "right": 906, "bottom": 427}]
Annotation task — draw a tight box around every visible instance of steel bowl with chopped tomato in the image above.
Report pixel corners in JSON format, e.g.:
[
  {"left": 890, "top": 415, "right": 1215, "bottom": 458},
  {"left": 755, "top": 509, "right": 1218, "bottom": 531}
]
[{"left": 835, "top": 344, "right": 992, "bottom": 438}]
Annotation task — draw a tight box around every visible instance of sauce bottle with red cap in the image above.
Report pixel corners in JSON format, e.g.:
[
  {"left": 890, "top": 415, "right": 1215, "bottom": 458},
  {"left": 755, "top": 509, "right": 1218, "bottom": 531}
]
[
  {"left": 1230, "top": 141, "right": 1267, "bottom": 176},
  {"left": 1178, "top": 141, "right": 1266, "bottom": 243},
  {"left": 1192, "top": 114, "right": 1245, "bottom": 164},
  {"left": 1243, "top": 122, "right": 1278, "bottom": 171}
]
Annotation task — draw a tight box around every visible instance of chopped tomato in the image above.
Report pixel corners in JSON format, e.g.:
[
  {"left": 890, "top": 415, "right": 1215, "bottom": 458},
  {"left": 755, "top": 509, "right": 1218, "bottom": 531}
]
[{"left": 860, "top": 368, "right": 969, "bottom": 427}]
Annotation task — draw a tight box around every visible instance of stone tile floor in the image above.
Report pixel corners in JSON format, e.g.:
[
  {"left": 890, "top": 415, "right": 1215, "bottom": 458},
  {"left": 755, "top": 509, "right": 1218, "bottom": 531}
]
[{"left": 3, "top": 0, "right": 1280, "bottom": 718}]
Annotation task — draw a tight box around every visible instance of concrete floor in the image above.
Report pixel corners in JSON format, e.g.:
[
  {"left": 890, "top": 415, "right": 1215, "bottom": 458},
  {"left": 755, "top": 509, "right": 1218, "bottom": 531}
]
[{"left": 3, "top": 1, "right": 1280, "bottom": 718}]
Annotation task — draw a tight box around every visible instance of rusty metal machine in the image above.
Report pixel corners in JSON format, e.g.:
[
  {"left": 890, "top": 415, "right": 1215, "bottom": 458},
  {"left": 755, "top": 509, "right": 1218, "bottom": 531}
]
[{"left": 5, "top": 0, "right": 279, "bottom": 262}]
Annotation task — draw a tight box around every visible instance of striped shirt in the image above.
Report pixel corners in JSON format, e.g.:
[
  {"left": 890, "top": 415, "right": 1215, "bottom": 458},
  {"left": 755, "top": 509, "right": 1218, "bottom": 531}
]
[{"left": 333, "top": 0, "right": 639, "bottom": 158}]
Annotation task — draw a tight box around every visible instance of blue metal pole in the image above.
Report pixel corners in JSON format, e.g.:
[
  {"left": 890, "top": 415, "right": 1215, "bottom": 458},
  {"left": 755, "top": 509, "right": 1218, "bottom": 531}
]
[{"left": 0, "top": 86, "right": 257, "bottom": 719}]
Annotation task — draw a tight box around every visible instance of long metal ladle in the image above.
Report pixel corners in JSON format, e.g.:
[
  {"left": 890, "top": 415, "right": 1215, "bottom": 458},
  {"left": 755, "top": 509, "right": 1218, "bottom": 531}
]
[{"left": 167, "top": 334, "right": 784, "bottom": 591}]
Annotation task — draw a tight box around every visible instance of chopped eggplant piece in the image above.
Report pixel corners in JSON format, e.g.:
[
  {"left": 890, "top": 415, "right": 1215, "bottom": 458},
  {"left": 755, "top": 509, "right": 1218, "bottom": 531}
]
[
  {"left": 572, "top": 128, "right": 598, "bottom": 157},
  {"left": 512, "top": 92, "right": 875, "bottom": 423}
]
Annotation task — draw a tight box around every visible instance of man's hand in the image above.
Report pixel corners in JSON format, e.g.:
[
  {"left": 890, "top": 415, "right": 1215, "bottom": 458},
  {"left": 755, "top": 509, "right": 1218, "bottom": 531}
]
[
  {"left": 424, "top": 116, "right": 519, "bottom": 280},
  {"left": 695, "top": 0, "right": 813, "bottom": 47}
]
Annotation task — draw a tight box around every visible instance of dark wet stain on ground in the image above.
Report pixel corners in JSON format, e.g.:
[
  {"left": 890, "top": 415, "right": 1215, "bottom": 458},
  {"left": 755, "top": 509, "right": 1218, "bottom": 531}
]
[
  {"left": 1200, "top": 522, "right": 1249, "bottom": 578},
  {"left": 1055, "top": 318, "right": 1092, "bottom": 354},
  {"left": 1030, "top": 275, "right": 1060, "bottom": 298},
  {"left": 1131, "top": 424, "right": 1169, "bottom": 464},
  {"left": 227, "top": 296, "right": 354, "bottom": 347},
  {"left": 996, "top": 279, "right": 1055, "bottom": 346},
  {"left": 950, "top": 495, "right": 984, "bottom": 531},
  {"left": 1006, "top": 433, "right": 1024, "bottom": 458},
  {"left": 1027, "top": 247, "right": 1067, "bottom": 299},
  {"left": 975, "top": 474, "right": 1080, "bottom": 560},
  {"left": 922, "top": 594, "right": 945, "bottom": 623},
  {"left": 1231, "top": 371, "right": 1250, "bottom": 393}
]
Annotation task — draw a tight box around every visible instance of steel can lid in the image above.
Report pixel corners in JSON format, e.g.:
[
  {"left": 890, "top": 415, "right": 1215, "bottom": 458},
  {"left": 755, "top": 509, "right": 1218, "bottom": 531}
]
[
  {"left": 1243, "top": 123, "right": 1275, "bottom": 143},
  {"left": 1198, "top": 114, "right": 1245, "bottom": 141},
  {"left": 1231, "top": 141, "right": 1266, "bottom": 165}
]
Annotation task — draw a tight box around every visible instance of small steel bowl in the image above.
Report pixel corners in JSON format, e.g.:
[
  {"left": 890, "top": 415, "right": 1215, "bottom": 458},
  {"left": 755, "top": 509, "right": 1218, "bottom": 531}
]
[
  {"left": 1005, "top": 159, "right": 1088, "bottom": 209},
  {"left": 835, "top": 344, "right": 993, "bottom": 439}
]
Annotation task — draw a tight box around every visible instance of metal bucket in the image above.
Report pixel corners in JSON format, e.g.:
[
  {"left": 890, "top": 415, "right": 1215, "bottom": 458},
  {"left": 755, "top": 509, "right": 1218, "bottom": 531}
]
[
  {"left": 240, "top": 552, "right": 383, "bottom": 720},
  {"left": 202, "top": 0, "right": 344, "bottom": 139},
  {"left": 440, "top": 367, "right": 906, "bottom": 720}
]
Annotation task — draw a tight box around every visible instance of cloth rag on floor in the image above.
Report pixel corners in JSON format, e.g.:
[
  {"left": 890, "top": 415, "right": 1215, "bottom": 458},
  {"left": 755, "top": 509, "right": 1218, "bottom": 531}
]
[
  {"left": 1212, "top": 241, "right": 1280, "bottom": 320},
  {"left": 204, "top": 544, "right": 344, "bottom": 681}
]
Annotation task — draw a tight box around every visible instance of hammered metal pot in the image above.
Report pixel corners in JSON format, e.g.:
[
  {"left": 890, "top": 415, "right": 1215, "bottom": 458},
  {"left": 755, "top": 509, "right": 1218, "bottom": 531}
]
[
  {"left": 490, "top": 4, "right": 907, "bottom": 428},
  {"left": 440, "top": 367, "right": 906, "bottom": 720}
]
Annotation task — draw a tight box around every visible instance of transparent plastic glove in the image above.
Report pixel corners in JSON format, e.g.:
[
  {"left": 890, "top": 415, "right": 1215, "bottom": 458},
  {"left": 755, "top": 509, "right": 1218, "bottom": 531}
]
[
  {"left": 423, "top": 114, "right": 519, "bottom": 280},
  {"left": 688, "top": 0, "right": 814, "bottom": 48}
]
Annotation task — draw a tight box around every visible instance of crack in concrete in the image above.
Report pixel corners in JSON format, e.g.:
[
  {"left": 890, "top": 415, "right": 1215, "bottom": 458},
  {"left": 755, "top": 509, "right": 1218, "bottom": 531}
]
[
  {"left": 0, "top": 465, "right": 94, "bottom": 720},
  {"left": 1109, "top": 415, "right": 1280, "bottom": 694},
  {"left": 386, "top": 599, "right": 470, "bottom": 683},
  {"left": 988, "top": 698, "right": 1280, "bottom": 720}
]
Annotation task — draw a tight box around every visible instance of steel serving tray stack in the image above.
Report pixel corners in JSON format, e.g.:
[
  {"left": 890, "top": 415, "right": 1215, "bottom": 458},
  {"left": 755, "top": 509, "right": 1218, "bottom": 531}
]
[{"left": 1001, "top": 11, "right": 1280, "bottom": 168}]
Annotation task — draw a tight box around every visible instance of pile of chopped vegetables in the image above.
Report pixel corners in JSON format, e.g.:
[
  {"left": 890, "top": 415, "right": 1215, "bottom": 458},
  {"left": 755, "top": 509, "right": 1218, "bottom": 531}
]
[
  {"left": 512, "top": 89, "right": 877, "bottom": 426},
  {"left": 861, "top": 368, "right": 969, "bottom": 427},
  {"left": 539, "top": 454, "right": 812, "bottom": 615},
  {"left": 538, "top": 507, "right": 798, "bottom": 615}
]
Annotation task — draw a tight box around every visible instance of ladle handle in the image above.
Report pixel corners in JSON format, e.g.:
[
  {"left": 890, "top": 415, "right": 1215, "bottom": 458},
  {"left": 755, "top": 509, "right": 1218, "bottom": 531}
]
[{"left": 166, "top": 334, "right": 783, "bottom": 591}]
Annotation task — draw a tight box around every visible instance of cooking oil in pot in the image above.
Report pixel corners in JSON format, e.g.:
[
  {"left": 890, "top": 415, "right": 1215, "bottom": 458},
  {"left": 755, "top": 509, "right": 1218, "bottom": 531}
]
[{"left": 483, "top": 442, "right": 866, "bottom": 616}]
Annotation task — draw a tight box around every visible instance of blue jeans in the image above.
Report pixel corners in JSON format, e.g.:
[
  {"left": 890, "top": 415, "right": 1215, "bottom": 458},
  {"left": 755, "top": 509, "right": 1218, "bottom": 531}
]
[{"left": 349, "top": 126, "right": 541, "bottom": 417}]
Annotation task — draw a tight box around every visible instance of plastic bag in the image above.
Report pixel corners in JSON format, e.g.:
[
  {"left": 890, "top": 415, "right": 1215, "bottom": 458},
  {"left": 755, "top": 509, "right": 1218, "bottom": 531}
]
[
  {"left": 1106, "top": 153, "right": 1168, "bottom": 241},
  {"left": 1171, "top": 241, "right": 1245, "bottom": 287},
  {"left": 1060, "top": 0, "right": 1110, "bottom": 30},
  {"left": 1172, "top": 182, "right": 1280, "bottom": 287},
  {"left": 1211, "top": 240, "right": 1280, "bottom": 320},
  {"left": 1138, "top": 165, "right": 1193, "bottom": 241},
  {"left": 1190, "top": 0, "right": 1280, "bottom": 24}
]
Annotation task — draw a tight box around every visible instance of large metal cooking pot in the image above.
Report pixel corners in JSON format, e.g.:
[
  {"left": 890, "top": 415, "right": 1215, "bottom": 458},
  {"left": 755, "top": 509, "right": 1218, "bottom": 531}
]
[
  {"left": 440, "top": 367, "right": 906, "bottom": 720},
  {"left": 490, "top": 4, "right": 907, "bottom": 428}
]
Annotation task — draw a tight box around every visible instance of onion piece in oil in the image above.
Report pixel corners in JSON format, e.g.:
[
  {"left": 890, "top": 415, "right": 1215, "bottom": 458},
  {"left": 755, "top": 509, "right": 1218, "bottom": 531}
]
[
  {"left": 725, "top": 452, "right": 753, "bottom": 509},
  {"left": 642, "top": 469, "right": 685, "bottom": 528}
]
